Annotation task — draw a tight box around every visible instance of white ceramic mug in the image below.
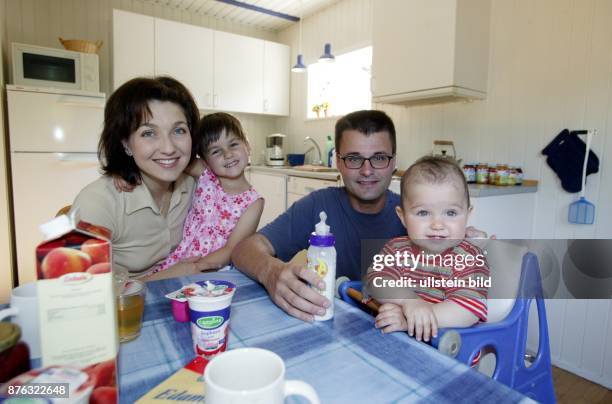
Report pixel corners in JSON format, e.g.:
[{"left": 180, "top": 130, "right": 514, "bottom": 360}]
[
  {"left": 0, "top": 282, "right": 41, "bottom": 358},
  {"left": 204, "top": 348, "right": 320, "bottom": 404}
]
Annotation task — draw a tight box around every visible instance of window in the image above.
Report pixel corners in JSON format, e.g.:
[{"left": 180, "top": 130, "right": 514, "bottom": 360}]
[{"left": 307, "top": 46, "right": 372, "bottom": 119}]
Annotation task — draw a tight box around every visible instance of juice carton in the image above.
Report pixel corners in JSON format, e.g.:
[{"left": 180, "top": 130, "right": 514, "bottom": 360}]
[{"left": 34, "top": 211, "right": 118, "bottom": 403}]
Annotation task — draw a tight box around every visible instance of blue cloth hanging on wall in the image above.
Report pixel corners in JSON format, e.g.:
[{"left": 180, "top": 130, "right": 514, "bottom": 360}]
[{"left": 541, "top": 129, "right": 599, "bottom": 193}]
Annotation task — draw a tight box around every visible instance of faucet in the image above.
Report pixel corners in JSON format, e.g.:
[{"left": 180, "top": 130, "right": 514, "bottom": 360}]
[{"left": 304, "top": 136, "right": 324, "bottom": 166}]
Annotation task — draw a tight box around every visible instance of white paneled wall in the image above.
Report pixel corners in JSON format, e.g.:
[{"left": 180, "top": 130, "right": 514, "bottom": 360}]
[
  {"left": 278, "top": 0, "right": 612, "bottom": 387},
  {"left": 0, "top": 0, "right": 280, "bottom": 163}
]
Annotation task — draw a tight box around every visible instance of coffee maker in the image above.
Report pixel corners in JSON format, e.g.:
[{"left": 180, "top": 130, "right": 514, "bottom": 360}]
[{"left": 265, "top": 134, "right": 286, "bottom": 166}]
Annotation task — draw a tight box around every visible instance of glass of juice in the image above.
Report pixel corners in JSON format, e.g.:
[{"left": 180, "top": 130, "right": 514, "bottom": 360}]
[{"left": 116, "top": 280, "right": 146, "bottom": 343}]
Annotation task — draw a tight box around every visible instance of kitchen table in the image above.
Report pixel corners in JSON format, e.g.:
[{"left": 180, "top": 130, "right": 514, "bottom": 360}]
[{"left": 118, "top": 268, "right": 532, "bottom": 403}]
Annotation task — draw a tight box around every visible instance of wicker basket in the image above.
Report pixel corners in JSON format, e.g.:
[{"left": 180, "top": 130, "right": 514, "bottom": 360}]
[{"left": 59, "top": 38, "right": 103, "bottom": 54}]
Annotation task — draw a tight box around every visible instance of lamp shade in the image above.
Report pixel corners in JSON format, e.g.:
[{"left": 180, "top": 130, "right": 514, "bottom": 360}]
[
  {"left": 319, "top": 43, "right": 335, "bottom": 63},
  {"left": 291, "top": 54, "right": 306, "bottom": 72}
]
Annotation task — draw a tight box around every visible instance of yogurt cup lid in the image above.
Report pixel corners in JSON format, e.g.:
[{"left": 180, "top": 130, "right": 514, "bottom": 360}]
[
  {"left": 166, "top": 280, "right": 236, "bottom": 302},
  {"left": 189, "top": 280, "right": 236, "bottom": 300}
]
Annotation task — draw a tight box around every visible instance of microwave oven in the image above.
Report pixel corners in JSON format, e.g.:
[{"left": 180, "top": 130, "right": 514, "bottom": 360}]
[{"left": 12, "top": 42, "right": 100, "bottom": 92}]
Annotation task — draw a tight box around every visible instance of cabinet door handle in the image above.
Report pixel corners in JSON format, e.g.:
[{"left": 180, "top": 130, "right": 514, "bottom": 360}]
[
  {"left": 55, "top": 153, "right": 100, "bottom": 168},
  {"left": 206, "top": 93, "right": 212, "bottom": 107},
  {"left": 263, "top": 99, "right": 268, "bottom": 112},
  {"left": 57, "top": 96, "right": 105, "bottom": 109},
  {"left": 213, "top": 94, "right": 219, "bottom": 107}
]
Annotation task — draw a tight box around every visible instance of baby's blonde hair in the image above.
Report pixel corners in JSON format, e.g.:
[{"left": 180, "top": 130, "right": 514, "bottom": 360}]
[{"left": 400, "top": 155, "right": 470, "bottom": 208}]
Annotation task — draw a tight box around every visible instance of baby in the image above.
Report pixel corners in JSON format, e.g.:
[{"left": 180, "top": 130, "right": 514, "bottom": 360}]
[{"left": 367, "top": 156, "right": 489, "bottom": 343}]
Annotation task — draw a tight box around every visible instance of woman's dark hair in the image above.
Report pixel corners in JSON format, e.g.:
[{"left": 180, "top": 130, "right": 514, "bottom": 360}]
[
  {"left": 98, "top": 76, "right": 200, "bottom": 184},
  {"left": 198, "top": 112, "right": 248, "bottom": 156},
  {"left": 335, "top": 110, "right": 396, "bottom": 154}
]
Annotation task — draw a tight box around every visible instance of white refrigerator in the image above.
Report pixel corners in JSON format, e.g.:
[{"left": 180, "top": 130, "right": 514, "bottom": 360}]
[{"left": 7, "top": 85, "right": 105, "bottom": 285}]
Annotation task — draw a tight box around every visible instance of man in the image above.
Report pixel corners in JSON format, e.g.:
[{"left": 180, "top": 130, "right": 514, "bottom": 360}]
[
  {"left": 232, "top": 110, "right": 405, "bottom": 321},
  {"left": 233, "top": 110, "right": 486, "bottom": 321}
]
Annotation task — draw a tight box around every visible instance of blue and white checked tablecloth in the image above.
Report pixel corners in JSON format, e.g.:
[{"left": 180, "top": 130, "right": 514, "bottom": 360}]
[{"left": 118, "top": 269, "right": 532, "bottom": 404}]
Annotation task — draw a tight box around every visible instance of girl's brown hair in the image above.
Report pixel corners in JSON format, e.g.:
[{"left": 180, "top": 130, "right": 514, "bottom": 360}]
[{"left": 198, "top": 112, "right": 248, "bottom": 156}]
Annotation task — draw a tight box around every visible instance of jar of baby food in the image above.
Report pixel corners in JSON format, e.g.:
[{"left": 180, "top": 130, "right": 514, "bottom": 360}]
[
  {"left": 488, "top": 165, "right": 497, "bottom": 185},
  {"left": 462, "top": 164, "right": 476, "bottom": 184},
  {"left": 508, "top": 167, "right": 517, "bottom": 186},
  {"left": 476, "top": 163, "right": 489, "bottom": 184},
  {"left": 0, "top": 323, "right": 30, "bottom": 383},
  {"left": 496, "top": 164, "right": 509, "bottom": 186},
  {"left": 515, "top": 167, "right": 524, "bottom": 185}
]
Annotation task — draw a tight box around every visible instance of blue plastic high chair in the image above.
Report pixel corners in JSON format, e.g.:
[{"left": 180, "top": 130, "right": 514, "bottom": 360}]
[{"left": 338, "top": 244, "right": 556, "bottom": 404}]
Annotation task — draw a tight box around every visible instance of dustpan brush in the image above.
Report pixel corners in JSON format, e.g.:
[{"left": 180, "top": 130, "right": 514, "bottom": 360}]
[{"left": 568, "top": 130, "right": 595, "bottom": 224}]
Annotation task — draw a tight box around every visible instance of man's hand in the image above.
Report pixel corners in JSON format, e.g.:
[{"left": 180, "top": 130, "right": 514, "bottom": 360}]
[
  {"left": 402, "top": 300, "right": 438, "bottom": 342},
  {"left": 375, "top": 303, "right": 408, "bottom": 333},
  {"left": 262, "top": 262, "right": 330, "bottom": 322}
]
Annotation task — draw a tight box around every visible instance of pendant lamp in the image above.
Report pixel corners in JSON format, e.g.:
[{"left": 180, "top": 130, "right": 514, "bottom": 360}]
[
  {"left": 292, "top": 2, "right": 306, "bottom": 73},
  {"left": 319, "top": 43, "right": 335, "bottom": 63}
]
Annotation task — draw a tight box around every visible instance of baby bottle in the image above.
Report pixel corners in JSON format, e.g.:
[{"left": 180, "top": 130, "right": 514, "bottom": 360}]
[{"left": 307, "top": 211, "right": 336, "bottom": 321}]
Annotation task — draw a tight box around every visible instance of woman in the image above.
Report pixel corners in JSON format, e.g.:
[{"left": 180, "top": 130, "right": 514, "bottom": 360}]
[{"left": 72, "top": 76, "right": 200, "bottom": 278}]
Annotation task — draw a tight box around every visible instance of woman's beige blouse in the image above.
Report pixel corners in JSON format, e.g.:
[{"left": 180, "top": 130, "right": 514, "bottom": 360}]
[{"left": 72, "top": 174, "right": 195, "bottom": 277}]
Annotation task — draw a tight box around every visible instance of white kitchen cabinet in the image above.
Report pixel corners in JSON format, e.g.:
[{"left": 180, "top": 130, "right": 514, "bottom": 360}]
[
  {"left": 213, "top": 31, "right": 264, "bottom": 114},
  {"left": 287, "top": 176, "right": 338, "bottom": 207},
  {"left": 469, "top": 194, "right": 535, "bottom": 239},
  {"left": 249, "top": 172, "right": 286, "bottom": 230},
  {"left": 113, "top": 9, "right": 155, "bottom": 90},
  {"left": 155, "top": 18, "right": 214, "bottom": 109},
  {"left": 372, "top": 0, "right": 490, "bottom": 105},
  {"left": 262, "top": 41, "right": 290, "bottom": 116},
  {"left": 112, "top": 11, "right": 290, "bottom": 115}
]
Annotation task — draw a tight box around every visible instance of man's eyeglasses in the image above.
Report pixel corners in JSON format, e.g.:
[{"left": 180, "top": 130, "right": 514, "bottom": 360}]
[{"left": 337, "top": 153, "right": 395, "bottom": 169}]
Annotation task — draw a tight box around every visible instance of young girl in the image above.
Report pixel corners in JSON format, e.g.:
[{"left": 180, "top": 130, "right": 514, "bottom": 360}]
[{"left": 117, "top": 112, "right": 263, "bottom": 280}]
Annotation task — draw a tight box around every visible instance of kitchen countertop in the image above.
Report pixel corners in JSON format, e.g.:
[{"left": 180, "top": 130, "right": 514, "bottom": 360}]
[
  {"left": 248, "top": 165, "right": 538, "bottom": 197},
  {"left": 247, "top": 165, "right": 341, "bottom": 181},
  {"left": 467, "top": 182, "right": 538, "bottom": 197}
]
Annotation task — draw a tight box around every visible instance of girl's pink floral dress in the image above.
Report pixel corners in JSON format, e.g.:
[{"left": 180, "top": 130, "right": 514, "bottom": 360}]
[{"left": 157, "top": 167, "right": 261, "bottom": 271}]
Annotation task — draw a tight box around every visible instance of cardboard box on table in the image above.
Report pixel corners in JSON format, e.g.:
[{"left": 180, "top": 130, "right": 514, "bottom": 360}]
[{"left": 34, "top": 212, "right": 118, "bottom": 403}]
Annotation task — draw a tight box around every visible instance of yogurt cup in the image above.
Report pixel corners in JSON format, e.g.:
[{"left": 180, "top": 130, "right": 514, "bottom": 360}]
[
  {"left": 187, "top": 280, "right": 236, "bottom": 359},
  {"left": 165, "top": 283, "right": 205, "bottom": 322}
]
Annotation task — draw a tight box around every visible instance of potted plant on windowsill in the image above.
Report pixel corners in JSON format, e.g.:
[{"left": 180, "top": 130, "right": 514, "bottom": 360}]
[
  {"left": 312, "top": 104, "right": 321, "bottom": 118},
  {"left": 321, "top": 101, "right": 329, "bottom": 117}
]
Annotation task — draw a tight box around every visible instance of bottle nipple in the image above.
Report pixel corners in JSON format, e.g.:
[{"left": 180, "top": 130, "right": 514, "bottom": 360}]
[{"left": 314, "top": 211, "right": 330, "bottom": 235}]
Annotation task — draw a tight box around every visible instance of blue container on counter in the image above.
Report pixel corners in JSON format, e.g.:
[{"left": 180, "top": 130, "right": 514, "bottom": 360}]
[{"left": 287, "top": 154, "right": 305, "bottom": 166}]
